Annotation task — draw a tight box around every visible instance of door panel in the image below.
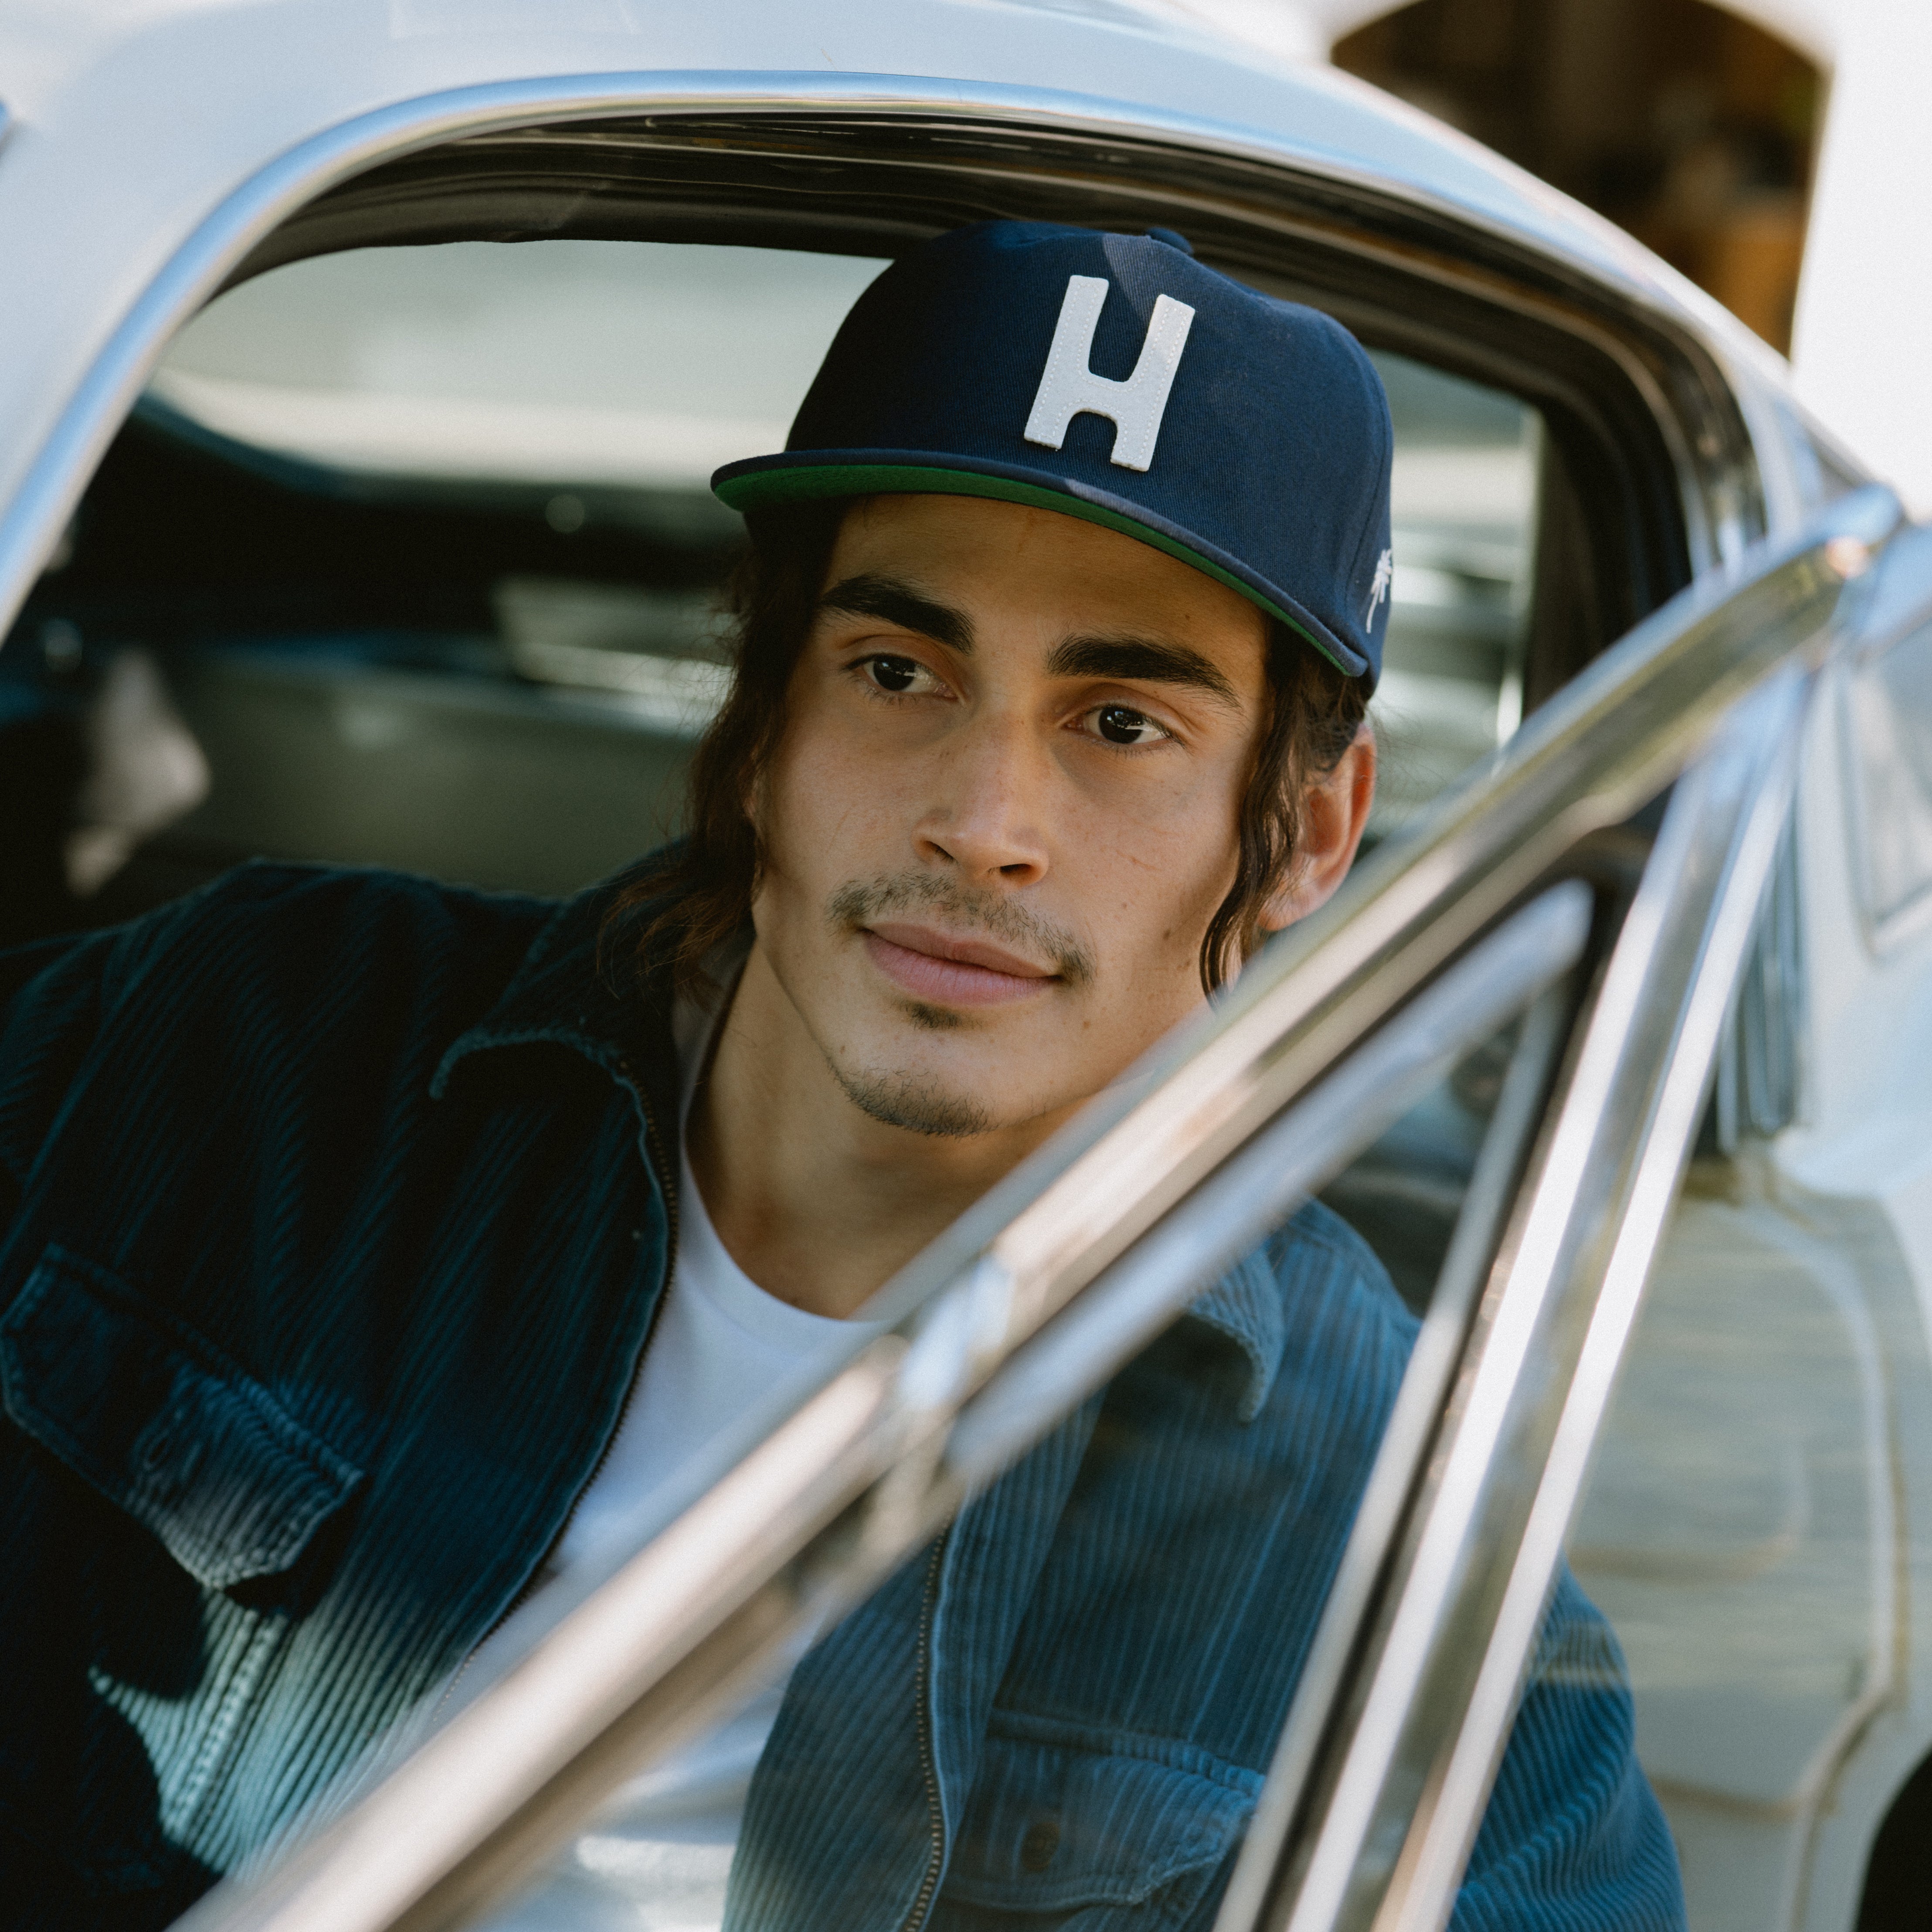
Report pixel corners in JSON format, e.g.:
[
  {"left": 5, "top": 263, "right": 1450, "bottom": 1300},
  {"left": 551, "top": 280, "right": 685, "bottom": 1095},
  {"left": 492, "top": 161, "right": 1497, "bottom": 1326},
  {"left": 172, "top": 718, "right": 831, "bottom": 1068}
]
[{"left": 1574, "top": 1178, "right": 1895, "bottom": 1926}]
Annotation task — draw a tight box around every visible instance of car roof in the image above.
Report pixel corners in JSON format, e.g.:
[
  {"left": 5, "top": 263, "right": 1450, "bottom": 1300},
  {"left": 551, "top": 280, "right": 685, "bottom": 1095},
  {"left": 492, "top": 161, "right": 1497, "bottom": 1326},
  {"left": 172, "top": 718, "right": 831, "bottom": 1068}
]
[{"left": 0, "top": 0, "right": 1795, "bottom": 621}]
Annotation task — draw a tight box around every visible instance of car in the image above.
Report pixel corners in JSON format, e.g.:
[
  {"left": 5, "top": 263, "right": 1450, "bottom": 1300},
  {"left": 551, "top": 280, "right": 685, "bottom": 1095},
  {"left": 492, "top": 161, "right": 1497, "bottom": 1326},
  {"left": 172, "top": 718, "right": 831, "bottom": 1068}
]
[{"left": 2, "top": 7, "right": 1930, "bottom": 1932}]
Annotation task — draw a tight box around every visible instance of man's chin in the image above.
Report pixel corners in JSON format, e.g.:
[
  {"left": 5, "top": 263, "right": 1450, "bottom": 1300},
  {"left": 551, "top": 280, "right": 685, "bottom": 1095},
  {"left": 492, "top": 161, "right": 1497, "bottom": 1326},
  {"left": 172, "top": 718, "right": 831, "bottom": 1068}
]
[
  {"left": 832, "top": 1063, "right": 995, "bottom": 1139},
  {"left": 896, "top": 996, "right": 968, "bottom": 1035}
]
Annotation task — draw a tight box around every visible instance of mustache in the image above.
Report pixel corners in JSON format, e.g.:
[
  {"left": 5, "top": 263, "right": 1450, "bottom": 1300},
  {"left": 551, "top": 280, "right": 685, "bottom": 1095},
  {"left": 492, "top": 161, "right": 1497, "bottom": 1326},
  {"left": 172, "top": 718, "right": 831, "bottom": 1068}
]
[{"left": 827, "top": 873, "right": 1097, "bottom": 989}]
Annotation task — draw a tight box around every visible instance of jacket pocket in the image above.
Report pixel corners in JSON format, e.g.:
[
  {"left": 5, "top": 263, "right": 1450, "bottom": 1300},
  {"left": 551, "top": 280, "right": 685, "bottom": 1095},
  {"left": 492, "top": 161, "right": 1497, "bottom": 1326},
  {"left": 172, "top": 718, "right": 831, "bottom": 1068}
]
[
  {"left": 938, "top": 1709, "right": 1261, "bottom": 1925},
  {"left": 0, "top": 1243, "right": 363, "bottom": 1590}
]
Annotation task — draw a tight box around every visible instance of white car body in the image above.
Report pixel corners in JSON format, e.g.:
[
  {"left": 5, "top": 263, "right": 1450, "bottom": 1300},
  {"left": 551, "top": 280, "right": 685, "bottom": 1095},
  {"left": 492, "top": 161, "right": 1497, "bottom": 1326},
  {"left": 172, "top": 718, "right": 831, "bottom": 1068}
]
[{"left": 3, "top": 7, "right": 1932, "bottom": 1931}]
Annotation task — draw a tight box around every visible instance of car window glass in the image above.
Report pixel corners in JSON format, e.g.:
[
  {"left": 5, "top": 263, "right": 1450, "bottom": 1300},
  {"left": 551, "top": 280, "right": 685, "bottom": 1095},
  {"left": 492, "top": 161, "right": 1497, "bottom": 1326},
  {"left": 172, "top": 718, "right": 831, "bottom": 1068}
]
[
  {"left": 0, "top": 242, "right": 889, "bottom": 925},
  {"left": 148, "top": 239, "right": 883, "bottom": 513},
  {"left": 1366, "top": 350, "right": 1540, "bottom": 841},
  {"left": 1844, "top": 610, "right": 1932, "bottom": 943}
]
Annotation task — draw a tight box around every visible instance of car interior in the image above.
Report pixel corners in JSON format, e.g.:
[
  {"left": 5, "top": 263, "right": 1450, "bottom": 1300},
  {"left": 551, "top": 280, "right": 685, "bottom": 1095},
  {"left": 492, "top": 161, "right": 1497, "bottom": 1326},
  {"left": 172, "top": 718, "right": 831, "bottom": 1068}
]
[
  {"left": 0, "top": 224, "right": 1608, "bottom": 1298},
  {"left": 1, "top": 113, "right": 1867, "bottom": 1927}
]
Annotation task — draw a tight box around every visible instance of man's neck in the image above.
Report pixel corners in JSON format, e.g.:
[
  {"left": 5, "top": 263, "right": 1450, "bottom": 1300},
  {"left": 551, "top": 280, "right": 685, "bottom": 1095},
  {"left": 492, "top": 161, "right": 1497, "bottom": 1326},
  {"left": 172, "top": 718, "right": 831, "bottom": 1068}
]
[{"left": 684, "top": 941, "right": 1063, "bottom": 1319}]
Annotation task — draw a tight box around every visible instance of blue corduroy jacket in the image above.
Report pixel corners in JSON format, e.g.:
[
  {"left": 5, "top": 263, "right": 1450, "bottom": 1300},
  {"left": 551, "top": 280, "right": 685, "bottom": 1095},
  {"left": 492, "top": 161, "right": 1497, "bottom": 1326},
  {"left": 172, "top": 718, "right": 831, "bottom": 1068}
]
[{"left": 0, "top": 861, "right": 1684, "bottom": 1931}]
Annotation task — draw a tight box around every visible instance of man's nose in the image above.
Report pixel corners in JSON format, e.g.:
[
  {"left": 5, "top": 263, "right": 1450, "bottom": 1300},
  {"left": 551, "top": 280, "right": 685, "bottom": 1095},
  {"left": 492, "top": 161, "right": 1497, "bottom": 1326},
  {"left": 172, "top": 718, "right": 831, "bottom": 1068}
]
[{"left": 912, "top": 708, "right": 1051, "bottom": 887}]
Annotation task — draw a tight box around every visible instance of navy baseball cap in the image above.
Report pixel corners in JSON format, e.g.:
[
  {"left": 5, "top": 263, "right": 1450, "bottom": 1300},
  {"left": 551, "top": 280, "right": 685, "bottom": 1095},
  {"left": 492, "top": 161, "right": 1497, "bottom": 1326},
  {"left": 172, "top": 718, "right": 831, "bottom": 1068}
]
[{"left": 712, "top": 221, "right": 1394, "bottom": 685}]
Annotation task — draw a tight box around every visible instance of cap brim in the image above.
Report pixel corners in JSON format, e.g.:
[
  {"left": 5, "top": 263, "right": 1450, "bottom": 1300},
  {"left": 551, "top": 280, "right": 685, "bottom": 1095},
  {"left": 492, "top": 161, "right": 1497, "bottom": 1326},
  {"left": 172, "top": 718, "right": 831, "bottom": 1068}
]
[{"left": 712, "top": 452, "right": 1369, "bottom": 681}]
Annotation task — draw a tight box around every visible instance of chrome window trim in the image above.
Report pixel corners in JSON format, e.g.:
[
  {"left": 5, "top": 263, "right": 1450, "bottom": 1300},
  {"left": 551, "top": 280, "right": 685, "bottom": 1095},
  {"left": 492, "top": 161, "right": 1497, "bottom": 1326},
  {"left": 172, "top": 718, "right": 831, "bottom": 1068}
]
[
  {"left": 1200, "top": 979, "right": 1578, "bottom": 1932},
  {"left": 0, "top": 70, "right": 1758, "bottom": 648},
  {"left": 172, "top": 490, "right": 1901, "bottom": 1932},
  {"left": 1224, "top": 660, "right": 1822, "bottom": 1932}
]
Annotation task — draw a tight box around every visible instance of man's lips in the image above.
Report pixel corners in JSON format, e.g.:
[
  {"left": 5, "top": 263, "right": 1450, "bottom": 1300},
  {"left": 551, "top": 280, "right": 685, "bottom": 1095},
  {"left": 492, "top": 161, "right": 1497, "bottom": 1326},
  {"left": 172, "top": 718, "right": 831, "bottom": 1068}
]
[{"left": 861, "top": 922, "right": 1059, "bottom": 1008}]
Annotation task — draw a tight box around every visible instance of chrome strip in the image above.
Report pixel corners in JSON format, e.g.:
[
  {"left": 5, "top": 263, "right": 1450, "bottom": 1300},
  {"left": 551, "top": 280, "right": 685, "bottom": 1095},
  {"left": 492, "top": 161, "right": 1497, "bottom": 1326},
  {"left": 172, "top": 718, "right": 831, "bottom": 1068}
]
[
  {"left": 1222, "top": 662, "right": 1820, "bottom": 1932},
  {"left": 173, "top": 494, "right": 1898, "bottom": 1932},
  {"left": 0, "top": 68, "right": 1756, "bottom": 641},
  {"left": 1711, "top": 816, "right": 1804, "bottom": 1145},
  {"left": 1386, "top": 673, "right": 1817, "bottom": 1932},
  {"left": 1212, "top": 976, "right": 1575, "bottom": 1932}
]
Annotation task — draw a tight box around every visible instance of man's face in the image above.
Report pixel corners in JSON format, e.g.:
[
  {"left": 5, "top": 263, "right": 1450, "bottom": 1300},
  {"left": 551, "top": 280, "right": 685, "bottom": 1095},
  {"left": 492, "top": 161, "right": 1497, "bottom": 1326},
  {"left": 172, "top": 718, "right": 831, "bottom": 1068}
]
[{"left": 749, "top": 493, "right": 1311, "bottom": 1139}]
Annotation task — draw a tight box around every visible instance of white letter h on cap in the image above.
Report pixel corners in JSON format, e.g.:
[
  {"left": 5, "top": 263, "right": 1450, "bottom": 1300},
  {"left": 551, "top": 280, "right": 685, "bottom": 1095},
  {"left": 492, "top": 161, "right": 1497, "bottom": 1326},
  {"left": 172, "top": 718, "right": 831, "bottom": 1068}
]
[{"left": 1023, "top": 275, "right": 1196, "bottom": 473}]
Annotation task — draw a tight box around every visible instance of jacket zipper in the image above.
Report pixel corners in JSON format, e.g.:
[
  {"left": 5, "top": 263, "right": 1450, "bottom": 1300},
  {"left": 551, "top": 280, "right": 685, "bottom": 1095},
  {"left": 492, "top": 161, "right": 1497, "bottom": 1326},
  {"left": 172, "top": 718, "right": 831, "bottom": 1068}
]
[
  {"left": 900, "top": 1532, "right": 951, "bottom": 1932},
  {"left": 432, "top": 1064, "right": 679, "bottom": 1718}
]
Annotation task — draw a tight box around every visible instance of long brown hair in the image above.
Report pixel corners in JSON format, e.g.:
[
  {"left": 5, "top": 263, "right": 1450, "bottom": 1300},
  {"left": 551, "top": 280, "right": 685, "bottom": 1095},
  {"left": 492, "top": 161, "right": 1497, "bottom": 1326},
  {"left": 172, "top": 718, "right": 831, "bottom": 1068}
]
[{"left": 608, "top": 499, "right": 1368, "bottom": 996}]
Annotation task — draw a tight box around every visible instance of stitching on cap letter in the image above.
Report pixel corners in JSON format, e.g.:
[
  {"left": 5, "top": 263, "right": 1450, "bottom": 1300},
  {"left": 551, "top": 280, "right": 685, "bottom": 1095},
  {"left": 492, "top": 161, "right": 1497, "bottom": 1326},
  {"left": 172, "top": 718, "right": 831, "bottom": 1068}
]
[{"left": 1023, "top": 275, "right": 1196, "bottom": 473}]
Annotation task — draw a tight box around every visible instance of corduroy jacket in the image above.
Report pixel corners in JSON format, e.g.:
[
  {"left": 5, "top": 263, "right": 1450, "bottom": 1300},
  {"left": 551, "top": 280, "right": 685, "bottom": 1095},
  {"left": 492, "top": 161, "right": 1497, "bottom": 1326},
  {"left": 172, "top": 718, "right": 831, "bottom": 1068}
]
[{"left": 0, "top": 861, "right": 1685, "bottom": 1932}]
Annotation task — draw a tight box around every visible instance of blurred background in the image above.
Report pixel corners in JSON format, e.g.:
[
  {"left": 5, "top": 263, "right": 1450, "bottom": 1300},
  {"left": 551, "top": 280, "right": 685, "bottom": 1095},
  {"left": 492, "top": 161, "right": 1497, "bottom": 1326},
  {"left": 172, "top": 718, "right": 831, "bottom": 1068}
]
[
  {"left": 1185, "top": 0, "right": 1931, "bottom": 512},
  {"left": 1334, "top": 0, "right": 1820, "bottom": 353}
]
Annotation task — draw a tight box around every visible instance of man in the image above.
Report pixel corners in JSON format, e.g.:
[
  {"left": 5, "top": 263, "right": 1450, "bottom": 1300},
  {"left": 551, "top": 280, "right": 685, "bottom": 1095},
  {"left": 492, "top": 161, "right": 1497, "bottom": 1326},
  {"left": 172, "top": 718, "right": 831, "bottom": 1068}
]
[{"left": 0, "top": 221, "right": 1682, "bottom": 1930}]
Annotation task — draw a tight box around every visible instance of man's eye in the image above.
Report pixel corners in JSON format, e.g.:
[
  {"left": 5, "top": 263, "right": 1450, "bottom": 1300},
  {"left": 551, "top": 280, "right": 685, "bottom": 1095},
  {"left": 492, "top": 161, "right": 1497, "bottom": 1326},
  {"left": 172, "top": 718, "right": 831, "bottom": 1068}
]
[
  {"left": 864, "top": 655, "right": 930, "bottom": 695},
  {"left": 1090, "top": 704, "right": 1170, "bottom": 747}
]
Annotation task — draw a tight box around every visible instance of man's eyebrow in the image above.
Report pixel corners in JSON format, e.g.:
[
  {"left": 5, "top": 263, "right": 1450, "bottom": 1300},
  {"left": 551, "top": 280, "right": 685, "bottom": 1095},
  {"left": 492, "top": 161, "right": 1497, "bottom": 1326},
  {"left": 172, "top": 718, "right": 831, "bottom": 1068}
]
[
  {"left": 1045, "top": 634, "right": 1242, "bottom": 707},
  {"left": 816, "top": 574, "right": 974, "bottom": 655}
]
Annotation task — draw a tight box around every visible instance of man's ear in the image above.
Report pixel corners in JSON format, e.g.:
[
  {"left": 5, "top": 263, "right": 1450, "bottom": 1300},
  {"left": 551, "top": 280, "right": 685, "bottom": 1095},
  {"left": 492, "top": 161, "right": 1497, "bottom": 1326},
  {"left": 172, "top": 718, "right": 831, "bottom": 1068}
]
[{"left": 1257, "top": 722, "right": 1377, "bottom": 934}]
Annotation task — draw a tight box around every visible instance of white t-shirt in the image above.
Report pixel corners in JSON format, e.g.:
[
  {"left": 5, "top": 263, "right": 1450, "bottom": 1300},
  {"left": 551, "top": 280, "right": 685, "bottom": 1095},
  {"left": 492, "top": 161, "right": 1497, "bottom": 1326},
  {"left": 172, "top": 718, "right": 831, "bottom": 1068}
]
[
  {"left": 552, "top": 1137, "right": 880, "bottom": 1573},
  {"left": 483, "top": 985, "right": 888, "bottom": 1932}
]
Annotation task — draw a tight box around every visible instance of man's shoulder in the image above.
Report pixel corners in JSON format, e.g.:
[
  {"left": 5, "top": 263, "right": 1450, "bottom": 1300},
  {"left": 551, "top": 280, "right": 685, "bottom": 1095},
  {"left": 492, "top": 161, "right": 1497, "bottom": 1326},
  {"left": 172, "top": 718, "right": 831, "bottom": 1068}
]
[
  {"left": 145, "top": 858, "right": 558, "bottom": 934},
  {"left": 103, "top": 861, "right": 564, "bottom": 1002},
  {"left": 35, "top": 862, "right": 611, "bottom": 1087},
  {"left": 1275, "top": 1195, "right": 1396, "bottom": 1282},
  {"left": 1175, "top": 1196, "right": 1416, "bottom": 1437}
]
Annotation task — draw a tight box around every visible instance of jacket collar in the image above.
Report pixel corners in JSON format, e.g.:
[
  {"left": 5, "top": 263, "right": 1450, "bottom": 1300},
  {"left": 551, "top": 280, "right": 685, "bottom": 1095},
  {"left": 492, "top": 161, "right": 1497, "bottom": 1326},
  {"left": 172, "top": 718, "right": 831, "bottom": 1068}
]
[
  {"left": 1187, "top": 1247, "right": 1288, "bottom": 1420},
  {"left": 431, "top": 867, "right": 1284, "bottom": 1422},
  {"left": 429, "top": 873, "right": 683, "bottom": 1149}
]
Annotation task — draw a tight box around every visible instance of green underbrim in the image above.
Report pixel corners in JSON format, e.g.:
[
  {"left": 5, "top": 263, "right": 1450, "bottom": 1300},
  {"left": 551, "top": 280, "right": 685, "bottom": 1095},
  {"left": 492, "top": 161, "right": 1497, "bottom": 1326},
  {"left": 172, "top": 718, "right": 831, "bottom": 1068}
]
[{"left": 714, "top": 462, "right": 1348, "bottom": 677}]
